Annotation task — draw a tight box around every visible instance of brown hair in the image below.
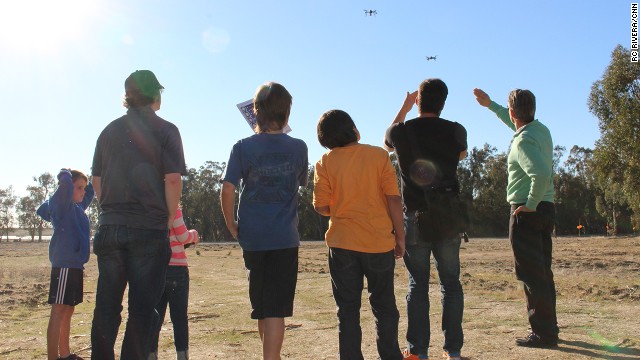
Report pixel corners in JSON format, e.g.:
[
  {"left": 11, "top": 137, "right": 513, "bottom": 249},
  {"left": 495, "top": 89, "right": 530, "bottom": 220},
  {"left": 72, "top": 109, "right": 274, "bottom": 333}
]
[
  {"left": 70, "top": 170, "right": 88, "bottom": 184},
  {"left": 317, "top": 110, "right": 358, "bottom": 149},
  {"left": 253, "top": 82, "right": 292, "bottom": 133},
  {"left": 418, "top": 78, "right": 448, "bottom": 115},
  {"left": 508, "top": 89, "right": 536, "bottom": 123}
]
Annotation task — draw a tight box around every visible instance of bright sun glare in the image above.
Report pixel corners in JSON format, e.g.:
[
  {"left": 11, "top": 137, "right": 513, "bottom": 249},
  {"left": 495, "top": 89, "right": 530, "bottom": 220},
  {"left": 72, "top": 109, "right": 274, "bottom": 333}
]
[{"left": 0, "top": 0, "right": 101, "bottom": 53}]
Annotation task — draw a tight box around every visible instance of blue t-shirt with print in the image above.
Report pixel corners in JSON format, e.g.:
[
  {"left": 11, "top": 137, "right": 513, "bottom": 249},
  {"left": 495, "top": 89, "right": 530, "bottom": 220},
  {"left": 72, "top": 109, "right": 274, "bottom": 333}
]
[{"left": 222, "top": 133, "right": 308, "bottom": 251}]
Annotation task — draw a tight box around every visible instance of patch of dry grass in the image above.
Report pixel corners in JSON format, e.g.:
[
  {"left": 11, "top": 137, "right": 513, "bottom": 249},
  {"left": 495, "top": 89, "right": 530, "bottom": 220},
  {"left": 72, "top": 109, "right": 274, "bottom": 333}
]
[{"left": 0, "top": 237, "right": 639, "bottom": 359}]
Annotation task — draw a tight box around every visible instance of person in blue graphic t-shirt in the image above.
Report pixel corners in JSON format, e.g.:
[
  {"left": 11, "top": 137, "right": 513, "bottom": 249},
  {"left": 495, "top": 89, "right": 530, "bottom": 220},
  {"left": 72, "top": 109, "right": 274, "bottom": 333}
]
[{"left": 221, "top": 81, "right": 308, "bottom": 360}]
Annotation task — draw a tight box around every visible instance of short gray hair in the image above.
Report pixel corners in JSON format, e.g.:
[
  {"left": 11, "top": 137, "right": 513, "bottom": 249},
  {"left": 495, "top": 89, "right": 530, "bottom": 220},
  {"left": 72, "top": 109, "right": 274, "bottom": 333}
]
[{"left": 508, "top": 89, "right": 536, "bottom": 123}]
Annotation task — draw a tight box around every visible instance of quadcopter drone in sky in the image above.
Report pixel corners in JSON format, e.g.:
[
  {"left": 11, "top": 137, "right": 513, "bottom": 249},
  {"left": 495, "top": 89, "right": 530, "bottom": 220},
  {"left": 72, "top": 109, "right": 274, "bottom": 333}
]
[
  {"left": 364, "top": 9, "right": 377, "bottom": 16},
  {"left": 425, "top": 55, "right": 437, "bottom": 61}
]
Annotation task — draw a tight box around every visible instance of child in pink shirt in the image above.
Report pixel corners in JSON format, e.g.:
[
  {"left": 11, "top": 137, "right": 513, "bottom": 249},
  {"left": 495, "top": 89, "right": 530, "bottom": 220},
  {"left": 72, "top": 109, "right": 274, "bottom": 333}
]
[{"left": 149, "top": 207, "right": 199, "bottom": 360}]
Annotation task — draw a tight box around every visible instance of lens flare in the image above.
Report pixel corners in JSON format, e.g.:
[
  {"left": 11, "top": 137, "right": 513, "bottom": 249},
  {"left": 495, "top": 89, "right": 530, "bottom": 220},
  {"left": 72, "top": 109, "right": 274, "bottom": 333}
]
[
  {"left": 588, "top": 331, "right": 621, "bottom": 352},
  {"left": 410, "top": 159, "right": 438, "bottom": 187}
]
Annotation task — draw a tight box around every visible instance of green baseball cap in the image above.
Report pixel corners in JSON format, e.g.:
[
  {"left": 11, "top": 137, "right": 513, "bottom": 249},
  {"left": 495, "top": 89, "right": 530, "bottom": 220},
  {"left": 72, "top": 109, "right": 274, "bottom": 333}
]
[{"left": 125, "top": 70, "right": 164, "bottom": 98}]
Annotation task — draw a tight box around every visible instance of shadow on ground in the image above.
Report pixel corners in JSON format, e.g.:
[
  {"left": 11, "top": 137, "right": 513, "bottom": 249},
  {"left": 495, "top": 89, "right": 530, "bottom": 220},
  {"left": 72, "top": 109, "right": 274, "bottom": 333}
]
[{"left": 556, "top": 339, "right": 640, "bottom": 359}]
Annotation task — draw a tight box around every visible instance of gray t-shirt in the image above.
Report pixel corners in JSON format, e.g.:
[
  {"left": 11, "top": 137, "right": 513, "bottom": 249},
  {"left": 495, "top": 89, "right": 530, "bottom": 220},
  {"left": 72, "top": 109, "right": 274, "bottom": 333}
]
[{"left": 92, "top": 107, "right": 187, "bottom": 229}]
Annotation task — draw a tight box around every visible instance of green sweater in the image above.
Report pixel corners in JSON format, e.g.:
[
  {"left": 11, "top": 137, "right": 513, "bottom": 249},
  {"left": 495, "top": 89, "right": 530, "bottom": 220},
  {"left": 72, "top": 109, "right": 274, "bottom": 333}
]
[{"left": 488, "top": 101, "right": 555, "bottom": 209}]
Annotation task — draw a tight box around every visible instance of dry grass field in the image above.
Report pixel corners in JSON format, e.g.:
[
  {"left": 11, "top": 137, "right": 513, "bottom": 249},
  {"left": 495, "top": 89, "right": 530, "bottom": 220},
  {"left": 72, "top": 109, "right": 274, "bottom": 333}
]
[{"left": 0, "top": 236, "right": 638, "bottom": 359}]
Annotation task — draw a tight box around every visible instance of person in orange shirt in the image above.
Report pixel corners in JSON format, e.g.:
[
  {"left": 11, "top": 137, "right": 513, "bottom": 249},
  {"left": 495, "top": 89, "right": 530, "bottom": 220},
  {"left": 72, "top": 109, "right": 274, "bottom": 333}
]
[{"left": 313, "top": 109, "right": 405, "bottom": 360}]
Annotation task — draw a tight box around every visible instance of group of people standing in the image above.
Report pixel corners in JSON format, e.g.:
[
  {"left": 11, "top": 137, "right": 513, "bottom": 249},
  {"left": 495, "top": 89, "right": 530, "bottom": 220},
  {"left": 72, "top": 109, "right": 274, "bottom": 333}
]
[
  {"left": 218, "top": 77, "right": 559, "bottom": 360},
  {"left": 39, "top": 69, "right": 559, "bottom": 360}
]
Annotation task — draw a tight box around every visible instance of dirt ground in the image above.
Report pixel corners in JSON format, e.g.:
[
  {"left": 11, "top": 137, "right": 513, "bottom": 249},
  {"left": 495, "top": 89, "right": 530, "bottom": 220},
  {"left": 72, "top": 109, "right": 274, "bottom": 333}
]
[{"left": 0, "top": 236, "right": 638, "bottom": 359}]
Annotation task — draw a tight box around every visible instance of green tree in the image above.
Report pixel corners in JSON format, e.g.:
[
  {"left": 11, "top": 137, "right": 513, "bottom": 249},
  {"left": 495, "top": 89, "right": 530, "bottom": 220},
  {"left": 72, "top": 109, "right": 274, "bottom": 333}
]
[
  {"left": 458, "top": 144, "right": 509, "bottom": 237},
  {"left": 593, "top": 172, "right": 632, "bottom": 235},
  {"left": 87, "top": 175, "right": 100, "bottom": 233},
  {"left": 554, "top": 146, "right": 607, "bottom": 235},
  {"left": 553, "top": 145, "right": 566, "bottom": 174},
  {"left": 16, "top": 195, "right": 40, "bottom": 241},
  {"left": 0, "top": 186, "right": 17, "bottom": 240},
  {"left": 588, "top": 45, "right": 640, "bottom": 231},
  {"left": 297, "top": 165, "right": 328, "bottom": 241},
  {"left": 181, "top": 161, "right": 228, "bottom": 242},
  {"left": 26, "top": 172, "right": 56, "bottom": 241}
]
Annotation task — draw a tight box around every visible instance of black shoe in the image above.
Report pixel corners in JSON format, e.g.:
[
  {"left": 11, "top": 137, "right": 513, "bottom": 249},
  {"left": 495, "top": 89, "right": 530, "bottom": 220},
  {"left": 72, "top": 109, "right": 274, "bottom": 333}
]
[
  {"left": 515, "top": 333, "right": 558, "bottom": 348},
  {"left": 58, "top": 354, "right": 84, "bottom": 360}
]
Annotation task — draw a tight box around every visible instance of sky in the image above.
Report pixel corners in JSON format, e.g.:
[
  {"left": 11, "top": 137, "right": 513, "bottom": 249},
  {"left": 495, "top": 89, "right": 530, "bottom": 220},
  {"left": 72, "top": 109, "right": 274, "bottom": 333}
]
[{"left": 0, "top": 0, "right": 631, "bottom": 198}]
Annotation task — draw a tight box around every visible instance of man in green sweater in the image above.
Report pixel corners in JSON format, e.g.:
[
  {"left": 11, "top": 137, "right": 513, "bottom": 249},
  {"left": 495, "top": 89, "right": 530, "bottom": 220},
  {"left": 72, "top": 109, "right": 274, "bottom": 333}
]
[{"left": 474, "top": 88, "right": 559, "bottom": 348}]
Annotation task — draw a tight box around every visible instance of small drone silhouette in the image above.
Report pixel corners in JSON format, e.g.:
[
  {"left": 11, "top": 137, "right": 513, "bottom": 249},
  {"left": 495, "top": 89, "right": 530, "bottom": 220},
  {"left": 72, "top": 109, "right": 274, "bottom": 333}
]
[
  {"left": 364, "top": 9, "right": 377, "bottom": 16},
  {"left": 425, "top": 55, "right": 437, "bottom": 61}
]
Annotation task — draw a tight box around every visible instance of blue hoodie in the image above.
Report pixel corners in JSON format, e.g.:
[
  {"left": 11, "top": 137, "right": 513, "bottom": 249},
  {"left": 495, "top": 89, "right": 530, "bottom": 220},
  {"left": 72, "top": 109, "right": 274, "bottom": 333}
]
[{"left": 37, "top": 170, "right": 95, "bottom": 269}]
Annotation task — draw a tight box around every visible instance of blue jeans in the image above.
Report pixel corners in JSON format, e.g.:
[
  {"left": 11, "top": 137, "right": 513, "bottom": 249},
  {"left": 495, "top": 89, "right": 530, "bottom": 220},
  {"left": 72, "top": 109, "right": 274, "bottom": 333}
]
[
  {"left": 90, "top": 225, "right": 171, "bottom": 360},
  {"left": 150, "top": 266, "right": 190, "bottom": 353},
  {"left": 403, "top": 213, "right": 464, "bottom": 358},
  {"left": 329, "top": 248, "right": 402, "bottom": 360}
]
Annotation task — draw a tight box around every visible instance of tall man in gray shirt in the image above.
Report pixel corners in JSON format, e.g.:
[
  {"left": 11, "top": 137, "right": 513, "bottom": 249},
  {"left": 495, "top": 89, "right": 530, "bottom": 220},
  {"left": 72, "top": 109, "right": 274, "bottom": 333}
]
[{"left": 91, "top": 70, "right": 187, "bottom": 360}]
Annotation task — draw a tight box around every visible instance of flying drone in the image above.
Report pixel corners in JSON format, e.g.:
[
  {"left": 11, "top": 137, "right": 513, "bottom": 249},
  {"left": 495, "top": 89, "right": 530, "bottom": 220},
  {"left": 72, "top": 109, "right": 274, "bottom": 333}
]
[
  {"left": 426, "top": 56, "right": 437, "bottom": 61},
  {"left": 364, "top": 9, "right": 377, "bottom": 16}
]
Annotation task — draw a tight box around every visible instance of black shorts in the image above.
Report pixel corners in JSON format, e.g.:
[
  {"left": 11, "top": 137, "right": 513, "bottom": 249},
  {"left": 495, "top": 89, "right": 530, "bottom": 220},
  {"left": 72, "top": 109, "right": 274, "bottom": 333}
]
[
  {"left": 242, "top": 247, "right": 298, "bottom": 319},
  {"left": 48, "top": 267, "right": 84, "bottom": 306}
]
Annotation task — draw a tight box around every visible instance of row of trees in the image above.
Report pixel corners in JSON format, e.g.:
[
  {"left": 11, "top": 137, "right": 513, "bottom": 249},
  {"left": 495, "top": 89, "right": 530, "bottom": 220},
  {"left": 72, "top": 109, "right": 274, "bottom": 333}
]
[
  {"left": 0, "top": 173, "right": 57, "bottom": 241},
  {"left": 177, "top": 161, "right": 328, "bottom": 242},
  {"left": 1, "top": 140, "right": 625, "bottom": 243},
  {"left": 1, "top": 45, "right": 638, "bottom": 241},
  {"left": 175, "top": 142, "right": 632, "bottom": 242}
]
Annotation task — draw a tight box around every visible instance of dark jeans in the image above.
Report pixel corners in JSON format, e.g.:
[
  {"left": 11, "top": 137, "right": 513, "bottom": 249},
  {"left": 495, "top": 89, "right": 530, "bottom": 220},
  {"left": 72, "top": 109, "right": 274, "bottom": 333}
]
[
  {"left": 510, "top": 201, "right": 559, "bottom": 340},
  {"left": 329, "top": 248, "right": 402, "bottom": 360},
  {"left": 150, "top": 266, "right": 190, "bottom": 353},
  {"left": 403, "top": 213, "right": 464, "bottom": 358},
  {"left": 91, "top": 225, "right": 171, "bottom": 360}
]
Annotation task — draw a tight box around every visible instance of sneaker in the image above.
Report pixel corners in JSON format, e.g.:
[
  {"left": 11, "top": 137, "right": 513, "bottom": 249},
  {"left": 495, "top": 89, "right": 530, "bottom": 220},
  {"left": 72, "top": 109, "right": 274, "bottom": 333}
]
[
  {"left": 515, "top": 332, "right": 558, "bottom": 348},
  {"left": 443, "top": 351, "right": 461, "bottom": 360},
  {"left": 58, "top": 354, "right": 84, "bottom": 360},
  {"left": 402, "top": 348, "right": 427, "bottom": 359}
]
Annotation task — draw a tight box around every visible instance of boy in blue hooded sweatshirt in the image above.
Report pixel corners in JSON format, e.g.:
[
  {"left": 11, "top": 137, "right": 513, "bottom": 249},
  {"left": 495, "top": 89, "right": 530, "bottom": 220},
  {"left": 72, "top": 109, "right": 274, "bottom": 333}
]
[{"left": 37, "top": 169, "right": 94, "bottom": 360}]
